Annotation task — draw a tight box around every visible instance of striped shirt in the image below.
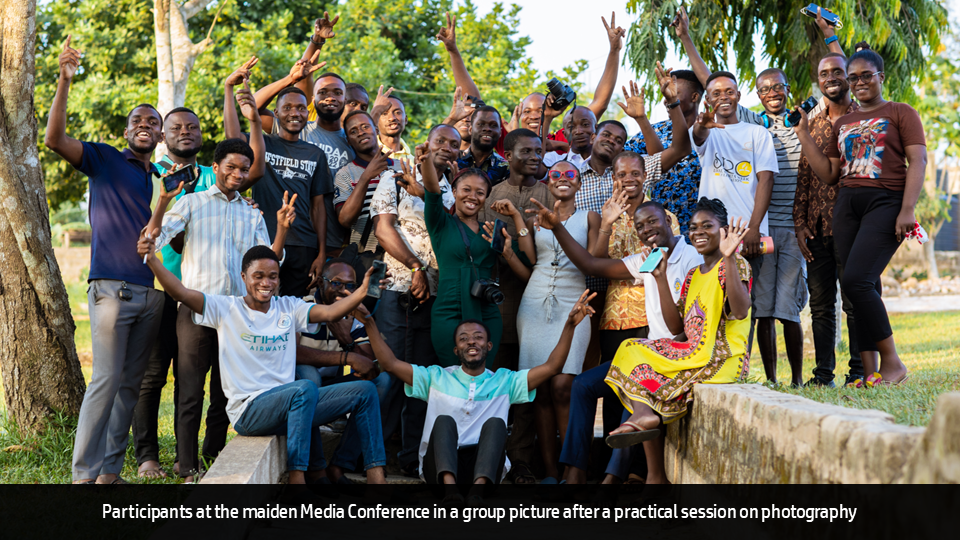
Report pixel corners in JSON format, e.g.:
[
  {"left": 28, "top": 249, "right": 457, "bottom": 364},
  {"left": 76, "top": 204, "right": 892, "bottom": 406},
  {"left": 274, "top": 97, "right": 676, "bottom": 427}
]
[
  {"left": 333, "top": 159, "right": 402, "bottom": 251},
  {"left": 738, "top": 106, "right": 802, "bottom": 228},
  {"left": 155, "top": 188, "right": 275, "bottom": 296}
]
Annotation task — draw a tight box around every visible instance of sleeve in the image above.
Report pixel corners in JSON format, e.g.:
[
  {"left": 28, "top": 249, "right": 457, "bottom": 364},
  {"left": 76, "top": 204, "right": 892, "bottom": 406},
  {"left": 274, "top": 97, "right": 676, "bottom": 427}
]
[
  {"left": 369, "top": 171, "right": 400, "bottom": 217},
  {"left": 754, "top": 130, "right": 780, "bottom": 174},
  {"left": 623, "top": 133, "right": 647, "bottom": 155},
  {"left": 794, "top": 154, "right": 812, "bottom": 230},
  {"left": 293, "top": 298, "right": 320, "bottom": 334},
  {"left": 403, "top": 364, "right": 434, "bottom": 401},
  {"left": 720, "top": 254, "right": 753, "bottom": 292},
  {"left": 543, "top": 152, "right": 562, "bottom": 168},
  {"left": 508, "top": 369, "right": 536, "bottom": 404},
  {"left": 896, "top": 104, "right": 926, "bottom": 148},
  {"left": 192, "top": 294, "right": 223, "bottom": 329},
  {"left": 423, "top": 190, "right": 450, "bottom": 236},
  {"left": 824, "top": 123, "right": 841, "bottom": 159},
  {"left": 622, "top": 253, "right": 646, "bottom": 282},
  {"left": 310, "top": 152, "right": 334, "bottom": 198},
  {"left": 350, "top": 320, "right": 369, "bottom": 345},
  {"left": 333, "top": 167, "right": 353, "bottom": 208},
  {"left": 75, "top": 141, "right": 107, "bottom": 178},
  {"left": 692, "top": 126, "right": 708, "bottom": 156},
  {"left": 154, "top": 196, "right": 191, "bottom": 250},
  {"left": 642, "top": 151, "right": 663, "bottom": 194},
  {"left": 736, "top": 105, "right": 765, "bottom": 126}
]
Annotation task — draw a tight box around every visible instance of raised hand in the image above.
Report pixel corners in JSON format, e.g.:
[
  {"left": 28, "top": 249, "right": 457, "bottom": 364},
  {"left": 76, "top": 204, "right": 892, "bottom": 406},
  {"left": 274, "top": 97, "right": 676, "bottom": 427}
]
[
  {"left": 225, "top": 56, "right": 259, "bottom": 87},
  {"left": 489, "top": 199, "right": 520, "bottom": 218},
  {"left": 791, "top": 106, "right": 810, "bottom": 135},
  {"left": 481, "top": 221, "right": 514, "bottom": 258},
  {"left": 447, "top": 86, "right": 476, "bottom": 124},
  {"left": 59, "top": 35, "right": 83, "bottom": 80},
  {"left": 506, "top": 101, "right": 522, "bottom": 132},
  {"left": 655, "top": 62, "right": 678, "bottom": 103},
  {"left": 697, "top": 104, "right": 725, "bottom": 130},
  {"left": 370, "top": 85, "right": 396, "bottom": 118},
  {"left": 670, "top": 5, "right": 690, "bottom": 38},
  {"left": 601, "top": 12, "right": 626, "bottom": 52},
  {"left": 601, "top": 180, "right": 629, "bottom": 225},
  {"left": 720, "top": 217, "right": 749, "bottom": 258},
  {"left": 397, "top": 159, "right": 426, "bottom": 199},
  {"left": 361, "top": 150, "right": 394, "bottom": 184},
  {"left": 815, "top": 6, "right": 836, "bottom": 35},
  {"left": 616, "top": 81, "right": 646, "bottom": 119},
  {"left": 567, "top": 290, "right": 598, "bottom": 326},
  {"left": 526, "top": 198, "right": 563, "bottom": 230},
  {"left": 314, "top": 12, "right": 339, "bottom": 40},
  {"left": 436, "top": 11, "right": 458, "bottom": 52},
  {"left": 236, "top": 80, "right": 260, "bottom": 122},
  {"left": 543, "top": 93, "right": 567, "bottom": 121},
  {"left": 277, "top": 191, "right": 298, "bottom": 230},
  {"left": 289, "top": 50, "right": 326, "bottom": 84}
]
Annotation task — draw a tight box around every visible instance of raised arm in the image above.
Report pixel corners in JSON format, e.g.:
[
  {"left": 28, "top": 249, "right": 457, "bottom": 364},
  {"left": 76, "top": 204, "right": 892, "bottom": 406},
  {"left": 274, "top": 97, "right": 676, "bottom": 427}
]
[
  {"left": 719, "top": 219, "right": 752, "bottom": 320},
  {"left": 44, "top": 36, "right": 85, "bottom": 168},
  {"left": 420, "top": 152, "right": 443, "bottom": 194},
  {"left": 656, "top": 63, "right": 692, "bottom": 172},
  {"left": 272, "top": 191, "right": 297, "bottom": 260},
  {"left": 672, "top": 6, "right": 710, "bottom": 87},
  {"left": 692, "top": 104, "right": 723, "bottom": 147},
  {"left": 815, "top": 7, "right": 845, "bottom": 56},
  {"left": 586, "top": 13, "right": 625, "bottom": 117},
  {"left": 588, "top": 185, "right": 629, "bottom": 259},
  {"left": 237, "top": 80, "right": 266, "bottom": 190},
  {"left": 223, "top": 56, "right": 258, "bottom": 143},
  {"left": 793, "top": 109, "right": 841, "bottom": 184},
  {"left": 616, "top": 81, "right": 663, "bottom": 154},
  {"left": 338, "top": 152, "right": 392, "bottom": 227},
  {"left": 252, "top": 51, "right": 326, "bottom": 133},
  {"left": 527, "top": 291, "right": 596, "bottom": 389},
  {"left": 436, "top": 12, "right": 481, "bottom": 99},
  {"left": 310, "top": 267, "right": 376, "bottom": 322},
  {"left": 299, "top": 13, "right": 339, "bottom": 102},
  {"left": 353, "top": 307, "right": 414, "bottom": 386},
  {"left": 139, "top": 229, "right": 204, "bottom": 314}
]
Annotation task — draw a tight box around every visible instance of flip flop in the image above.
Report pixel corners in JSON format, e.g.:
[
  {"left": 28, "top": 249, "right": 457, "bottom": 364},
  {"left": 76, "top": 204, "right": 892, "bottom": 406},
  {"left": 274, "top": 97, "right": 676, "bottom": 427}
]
[
  {"left": 877, "top": 373, "right": 910, "bottom": 386},
  {"left": 862, "top": 372, "right": 883, "bottom": 388},
  {"left": 605, "top": 421, "right": 661, "bottom": 448},
  {"left": 137, "top": 466, "right": 167, "bottom": 479},
  {"left": 508, "top": 462, "right": 536, "bottom": 485}
]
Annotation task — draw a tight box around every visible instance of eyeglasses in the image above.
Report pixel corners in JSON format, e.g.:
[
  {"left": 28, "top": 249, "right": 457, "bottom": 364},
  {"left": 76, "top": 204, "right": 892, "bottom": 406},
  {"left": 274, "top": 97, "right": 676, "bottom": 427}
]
[
  {"left": 548, "top": 170, "right": 578, "bottom": 180},
  {"left": 323, "top": 278, "right": 357, "bottom": 292},
  {"left": 846, "top": 71, "right": 882, "bottom": 85},
  {"left": 757, "top": 83, "right": 789, "bottom": 96}
]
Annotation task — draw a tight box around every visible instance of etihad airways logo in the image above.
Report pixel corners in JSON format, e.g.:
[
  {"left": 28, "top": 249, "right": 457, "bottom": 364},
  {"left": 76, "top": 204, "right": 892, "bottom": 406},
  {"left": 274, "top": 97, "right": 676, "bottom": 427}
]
[{"left": 241, "top": 333, "right": 289, "bottom": 352}]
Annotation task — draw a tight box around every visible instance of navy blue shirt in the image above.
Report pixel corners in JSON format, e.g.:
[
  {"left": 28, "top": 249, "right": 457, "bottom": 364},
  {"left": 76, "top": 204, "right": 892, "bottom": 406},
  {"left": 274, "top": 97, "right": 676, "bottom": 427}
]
[{"left": 76, "top": 142, "right": 157, "bottom": 288}]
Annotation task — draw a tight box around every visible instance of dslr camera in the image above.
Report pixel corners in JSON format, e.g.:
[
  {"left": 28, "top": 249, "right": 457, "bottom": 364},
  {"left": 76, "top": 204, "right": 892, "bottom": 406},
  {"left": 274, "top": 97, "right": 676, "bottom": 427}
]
[
  {"left": 470, "top": 278, "right": 504, "bottom": 305},
  {"left": 546, "top": 78, "right": 576, "bottom": 111}
]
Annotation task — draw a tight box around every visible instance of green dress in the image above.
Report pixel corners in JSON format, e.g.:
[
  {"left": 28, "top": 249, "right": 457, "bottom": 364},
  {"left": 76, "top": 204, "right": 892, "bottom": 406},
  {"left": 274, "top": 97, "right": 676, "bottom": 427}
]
[{"left": 424, "top": 191, "right": 502, "bottom": 367}]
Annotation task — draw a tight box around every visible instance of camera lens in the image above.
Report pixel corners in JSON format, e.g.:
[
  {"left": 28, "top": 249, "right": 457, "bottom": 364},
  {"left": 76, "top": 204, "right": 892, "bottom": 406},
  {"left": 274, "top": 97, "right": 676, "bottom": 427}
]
[{"left": 486, "top": 287, "right": 505, "bottom": 306}]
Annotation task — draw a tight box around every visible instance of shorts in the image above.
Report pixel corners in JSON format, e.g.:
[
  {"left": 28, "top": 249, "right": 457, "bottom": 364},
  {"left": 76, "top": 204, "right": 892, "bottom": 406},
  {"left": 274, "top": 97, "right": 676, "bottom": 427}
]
[{"left": 752, "top": 226, "right": 808, "bottom": 322}]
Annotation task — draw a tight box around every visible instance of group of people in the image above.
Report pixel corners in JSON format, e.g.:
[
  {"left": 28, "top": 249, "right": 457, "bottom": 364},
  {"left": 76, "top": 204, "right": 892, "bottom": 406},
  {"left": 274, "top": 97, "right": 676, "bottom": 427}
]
[{"left": 47, "top": 6, "right": 924, "bottom": 494}]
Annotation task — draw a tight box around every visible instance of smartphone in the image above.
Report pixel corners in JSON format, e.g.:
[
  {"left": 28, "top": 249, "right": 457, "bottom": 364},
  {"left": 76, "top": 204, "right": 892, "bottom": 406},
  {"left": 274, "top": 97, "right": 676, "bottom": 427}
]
[
  {"left": 800, "top": 4, "right": 842, "bottom": 28},
  {"left": 787, "top": 96, "right": 819, "bottom": 127},
  {"left": 367, "top": 260, "right": 388, "bottom": 299},
  {"left": 637, "top": 247, "right": 666, "bottom": 274},
  {"left": 156, "top": 157, "right": 197, "bottom": 193},
  {"left": 490, "top": 219, "right": 507, "bottom": 254}
]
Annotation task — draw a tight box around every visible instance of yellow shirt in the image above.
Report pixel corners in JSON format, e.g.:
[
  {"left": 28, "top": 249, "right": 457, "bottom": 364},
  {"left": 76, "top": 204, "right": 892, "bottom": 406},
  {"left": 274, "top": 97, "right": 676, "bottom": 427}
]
[{"left": 378, "top": 136, "right": 413, "bottom": 162}]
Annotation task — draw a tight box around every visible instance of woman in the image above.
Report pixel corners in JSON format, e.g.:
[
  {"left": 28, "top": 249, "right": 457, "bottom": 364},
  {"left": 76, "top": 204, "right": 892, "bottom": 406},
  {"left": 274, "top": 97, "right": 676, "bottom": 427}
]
[
  {"left": 484, "top": 160, "right": 601, "bottom": 483},
  {"left": 601, "top": 198, "right": 752, "bottom": 485},
  {"left": 795, "top": 42, "right": 923, "bottom": 387},
  {"left": 422, "top": 155, "right": 502, "bottom": 367}
]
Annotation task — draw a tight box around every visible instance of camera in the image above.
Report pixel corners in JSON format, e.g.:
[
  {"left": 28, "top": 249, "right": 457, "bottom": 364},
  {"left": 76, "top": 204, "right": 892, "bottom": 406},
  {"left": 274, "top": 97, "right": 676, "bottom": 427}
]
[
  {"left": 470, "top": 279, "right": 504, "bottom": 305},
  {"left": 546, "top": 78, "right": 576, "bottom": 111},
  {"left": 786, "top": 96, "right": 819, "bottom": 127}
]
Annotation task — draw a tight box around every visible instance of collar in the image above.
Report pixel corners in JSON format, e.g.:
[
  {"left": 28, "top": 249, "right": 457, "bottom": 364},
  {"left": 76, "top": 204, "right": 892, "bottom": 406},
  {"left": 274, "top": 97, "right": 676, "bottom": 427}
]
[
  {"left": 584, "top": 157, "right": 612, "bottom": 177},
  {"left": 378, "top": 136, "right": 410, "bottom": 155},
  {"left": 208, "top": 187, "right": 242, "bottom": 202},
  {"left": 452, "top": 365, "right": 491, "bottom": 385},
  {"left": 123, "top": 148, "right": 157, "bottom": 173}
]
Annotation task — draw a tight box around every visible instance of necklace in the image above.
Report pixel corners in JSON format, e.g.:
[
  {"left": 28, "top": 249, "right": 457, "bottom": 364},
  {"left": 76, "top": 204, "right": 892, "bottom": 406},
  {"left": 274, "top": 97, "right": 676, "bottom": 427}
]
[{"left": 551, "top": 210, "right": 576, "bottom": 267}]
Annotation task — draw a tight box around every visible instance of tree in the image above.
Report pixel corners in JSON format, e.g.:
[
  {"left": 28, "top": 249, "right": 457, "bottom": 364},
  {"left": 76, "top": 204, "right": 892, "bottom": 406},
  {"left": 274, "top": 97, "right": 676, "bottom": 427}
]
[
  {"left": 0, "top": 0, "right": 86, "bottom": 433},
  {"left": 623, "top": 0, "right": 948, "bottom": 104}
]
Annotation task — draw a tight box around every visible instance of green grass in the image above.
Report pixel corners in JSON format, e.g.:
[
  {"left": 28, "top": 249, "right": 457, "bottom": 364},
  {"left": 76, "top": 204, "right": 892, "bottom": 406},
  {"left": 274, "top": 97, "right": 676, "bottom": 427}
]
[{"left": 751, "top": 310, "right": 960, "bottom": 427}]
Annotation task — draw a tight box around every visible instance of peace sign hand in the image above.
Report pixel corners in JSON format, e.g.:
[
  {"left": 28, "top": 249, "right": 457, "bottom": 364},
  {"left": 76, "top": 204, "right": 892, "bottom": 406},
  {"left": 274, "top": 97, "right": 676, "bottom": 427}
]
[
  {"left": 59, "top": 35, "right": 83, "bottom": 80},
  {"left": 236, "top": 80, "right": 260, "bottom": 122},
  {"left": 314, "top": 12, "right": 339, "bottom": 40},
  {"left": 448, "top": 86, "right": 476, "bottom": 123},
  {"left": 276, "top": 191, "right": 299, "bottom": 230},
  {"left": 567, "top": 290, "right": 598, "bottom": 326},
  {"left": 616, "top": 81, "right": 646, "bottom": 119},
  {"left": 289, "top": 50, "right": 326, "bottom": 84},
  {"left": 526, "top": 198, "right": 562, "bottom": 230},
  {"left": 436, "top": 11, "right": 459, "bottom": 52},
  {"left": 601, "top": 12, "right": 625, "bottom": 52},
  {"left": 397, "top": 159, "right": 426, "bottom": 199},
  {"left": 670, "top": 5, "right": 690, "bottom": 38},
  {"left": 225, "top": 56, "right": 259, "bottom": 87},
  {"left": 655, "top": 62, "right": 678, "bottom": 103}
]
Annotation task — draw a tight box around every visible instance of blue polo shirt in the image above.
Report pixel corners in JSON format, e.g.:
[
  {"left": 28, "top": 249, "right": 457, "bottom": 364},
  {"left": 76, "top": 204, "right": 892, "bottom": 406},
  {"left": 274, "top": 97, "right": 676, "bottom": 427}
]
[{"left": 76, "top": 142, "right": 157, "bottom": 288}]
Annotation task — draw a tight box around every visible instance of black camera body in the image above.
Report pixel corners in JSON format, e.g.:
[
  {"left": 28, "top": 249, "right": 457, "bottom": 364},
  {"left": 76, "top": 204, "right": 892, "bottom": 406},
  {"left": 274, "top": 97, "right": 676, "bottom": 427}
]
[
  {"left": 470, "top": 279, "right": 504, "bottom": 305},
  {"left": 786, "top": 96, "right": 819, "bottom": 127},
  {"left": 546, "top": 78, "right": 576, "bottom": 111}
]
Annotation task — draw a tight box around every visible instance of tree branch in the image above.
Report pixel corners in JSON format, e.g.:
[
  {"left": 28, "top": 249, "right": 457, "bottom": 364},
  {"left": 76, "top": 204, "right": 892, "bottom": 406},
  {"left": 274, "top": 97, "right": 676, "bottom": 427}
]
[
  {"left": 205, "top": 0, "right": 231, "bottom": 42},
  {"left": 181, "top": 0, "right": 216, "bottom": 20}
]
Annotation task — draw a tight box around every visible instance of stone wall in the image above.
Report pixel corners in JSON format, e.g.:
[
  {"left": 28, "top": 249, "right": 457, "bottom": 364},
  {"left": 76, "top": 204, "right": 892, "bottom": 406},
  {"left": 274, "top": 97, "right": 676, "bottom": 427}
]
[{"left": 665, "top": 384, "right": 960, "bottom": 484}]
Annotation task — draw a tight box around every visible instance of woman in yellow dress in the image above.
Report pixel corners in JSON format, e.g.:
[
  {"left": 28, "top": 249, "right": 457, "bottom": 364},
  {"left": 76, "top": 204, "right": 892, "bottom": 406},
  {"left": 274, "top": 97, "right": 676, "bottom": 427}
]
[{"left": 604, "top": 198, "right": 753, "bottom": 485}]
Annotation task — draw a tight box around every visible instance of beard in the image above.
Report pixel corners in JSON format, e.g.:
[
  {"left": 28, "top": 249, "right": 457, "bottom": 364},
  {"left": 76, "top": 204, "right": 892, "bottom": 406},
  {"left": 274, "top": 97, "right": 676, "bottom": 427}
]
[
  {"left": 824, "top": 89, "right": 849, "bottom": 103},
  {"left": 168, "top": 143, "right": 201, "bottom": 158},
  {"left": 457, "top": 349, "right": 488, "bottom": 371},
  {"left": 316, "top": 106, "right": 342, "bottom": 123},
  {"left": 471, "top": 133, "right": 496, "bottom": 153}
]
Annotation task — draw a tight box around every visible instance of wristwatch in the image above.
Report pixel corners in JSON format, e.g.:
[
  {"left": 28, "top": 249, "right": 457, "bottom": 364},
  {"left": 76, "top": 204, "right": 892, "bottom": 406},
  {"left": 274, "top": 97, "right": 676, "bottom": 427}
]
[
  {"left": 665, "top": 100, "right": 681, "bottom": 110},
  {"left": 518, "top": 228, "right": 530, "bottom": 237},
  {"left": 824, "top": 35, "right": 839, "bottom": 45}
]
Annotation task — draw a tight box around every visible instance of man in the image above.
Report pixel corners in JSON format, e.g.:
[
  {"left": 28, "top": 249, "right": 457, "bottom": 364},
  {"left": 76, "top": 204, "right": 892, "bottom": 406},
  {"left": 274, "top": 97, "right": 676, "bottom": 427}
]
[
  {"left": 542, "top": 106, "right": 597, "bottom": 170},
  {"left": 138, "top": 240, "right": 388, "bottom": 485},
  {"left": 678, "top": 6, "right": 805, "bottom": 386},
  {"left": 131, "top": 105, "right": 216, "bottom": 480},
  {"left": 229, "top": 86, "right": 333, "bottom": 297},
  {"left": 623, "top": 70, "right": 704, "bottom": 236},
  {"left": 46, "top": 36, "right": 164, "bottom": 484},
  {"left": 455, "top": 106, "right": 510, "bottom": 185},
  {"left": 361, "top": 290, "right": 595, "bottom": 501},
  {"left": 343, "top": 83, "right": 369, "bottom": 118},
  {"left": 540, "top": 201, "right": 702, "bottom": 484},
  {"left": 295, "top": 259, "right": 395, "bottom": 481},
  {"left": 372, "top": 92, "right": 413, "bottom": 161},
  {"left": 371, "top": 123, "right": 460, "bottom": 476},
  {"left": 332, "top": 110, "right": 402, "bottom": 255},
  {"left": 794, "top": 52, "right": 864, "bottom": 388}
]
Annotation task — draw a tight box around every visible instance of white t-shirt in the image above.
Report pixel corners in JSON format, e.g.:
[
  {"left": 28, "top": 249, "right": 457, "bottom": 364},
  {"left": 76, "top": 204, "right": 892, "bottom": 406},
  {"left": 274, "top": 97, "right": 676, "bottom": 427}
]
[
  {"left": 623, "top": 238, "right": 703, "bottom": 340},
  {"left": 194, "top": 295, "right": 318, "bottom": 424},
  {"left": 543, "top": 151, "right": 589, "bottom": 171},
  {"left": 693, "top": 122, "right": 779, "bottom": 236}
]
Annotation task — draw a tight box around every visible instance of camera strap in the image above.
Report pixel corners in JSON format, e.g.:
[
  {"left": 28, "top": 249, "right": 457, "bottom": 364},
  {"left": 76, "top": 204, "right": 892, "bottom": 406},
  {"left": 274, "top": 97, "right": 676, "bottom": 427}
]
[{"left": 454, "top": 217, "right": 482, "bottom": 282}]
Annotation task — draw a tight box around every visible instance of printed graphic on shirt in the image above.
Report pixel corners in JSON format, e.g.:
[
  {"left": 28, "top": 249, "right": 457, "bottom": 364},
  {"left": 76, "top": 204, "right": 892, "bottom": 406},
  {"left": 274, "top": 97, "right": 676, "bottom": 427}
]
[
  {"left": 712, "top": 152, "right": 753, "bottom": 185},
  {"left": 840, "top": 118, "right": 888, "bottom": 179},
  {"left": 241, "top": 332, "right": 290, "bottom": 352},
  {"left": 265, "top": 152, "right": 318, "bottom": 181},
  {"left": 316, "top": 144, "right": 351, "bottom": 171}
]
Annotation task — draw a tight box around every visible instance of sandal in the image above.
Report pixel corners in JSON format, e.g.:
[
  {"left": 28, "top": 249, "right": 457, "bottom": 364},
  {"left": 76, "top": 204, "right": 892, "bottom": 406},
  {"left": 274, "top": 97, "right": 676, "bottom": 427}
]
[
  {"left": 137, "top": 464, "right": 167, "bottom": 479},
  {"left": 606, "top": 421, "right": 661, "bottom": 449},
  {"left": 877, "top": 372, "right": 910, "bottom": 386},
  {"left": 860, "top": 372, "right": 882, "bottom": 388},
  {"left": 508, "top": 462, "right": 536, "bottom": 485}
]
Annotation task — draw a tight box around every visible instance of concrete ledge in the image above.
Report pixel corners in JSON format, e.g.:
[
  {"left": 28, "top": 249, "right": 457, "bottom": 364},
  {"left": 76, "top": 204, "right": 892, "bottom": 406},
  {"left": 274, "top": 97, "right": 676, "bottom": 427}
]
[
  {"left": 201, "top": 435, "right": 286, "bottom": 484},
  {"left": 665, "top": 384, "right": 960, "bottom": 484}
]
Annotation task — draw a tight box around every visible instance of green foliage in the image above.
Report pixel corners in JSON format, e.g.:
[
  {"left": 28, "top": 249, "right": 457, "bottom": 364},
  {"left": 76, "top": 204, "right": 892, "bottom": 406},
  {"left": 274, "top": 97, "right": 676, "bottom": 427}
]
[
  {"left": 38, "top": 0, "right": 559, "bottom": 209},
  {"left": 915, "top": 187, "right": 952, "bottom": 229},
  {"left": 623, "top": 0, "right": 948, "bottom": 105},
  {"left": 917, "top": 37, "right": 960, "bottom": 163}
]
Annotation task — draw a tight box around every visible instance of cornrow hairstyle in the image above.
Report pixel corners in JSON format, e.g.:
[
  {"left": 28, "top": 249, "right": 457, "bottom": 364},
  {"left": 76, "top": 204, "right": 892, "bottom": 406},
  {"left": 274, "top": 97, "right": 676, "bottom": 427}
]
[
  {"left": 451, "top": 167, "right": 492, "bottom": 191},
  {"left": 848, "top": 41, "right": 884, "bottom": 72},
  {"left": 241, "top": 245, "right": 280, "bottom": 273},
  {"left": 693, "top": 197, "right": 729, "bottom": 227}
]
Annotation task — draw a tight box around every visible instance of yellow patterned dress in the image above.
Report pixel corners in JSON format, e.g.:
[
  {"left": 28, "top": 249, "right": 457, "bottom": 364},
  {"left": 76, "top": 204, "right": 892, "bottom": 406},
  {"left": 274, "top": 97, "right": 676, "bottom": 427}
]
[{"left": 604, "top": 255, "right": 752, "bottom": 424}]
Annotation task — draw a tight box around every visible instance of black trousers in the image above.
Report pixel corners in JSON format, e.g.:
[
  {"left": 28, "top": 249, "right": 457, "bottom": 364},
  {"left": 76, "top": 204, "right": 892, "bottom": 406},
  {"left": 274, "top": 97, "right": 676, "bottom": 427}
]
[
  {"left": 132, "top": 292, "right": 179, "bottom": 465},
  {"left": 175, "top": 306, "right": 229, "bottom": 477},
  {"left": 599, "top": 327, "right": 648, "bottom": 365},
  {"left": 280, "top": 245, "right": 319, "bottom": 298},
  {"left": 833, "top": 187, "right": 903, "bottom": 352},
  {"left": 424, "top": 416, "right": 507, "bottom": 485},
  {"left": 806, "top": 230, "right": 864, "bottom": 382}
]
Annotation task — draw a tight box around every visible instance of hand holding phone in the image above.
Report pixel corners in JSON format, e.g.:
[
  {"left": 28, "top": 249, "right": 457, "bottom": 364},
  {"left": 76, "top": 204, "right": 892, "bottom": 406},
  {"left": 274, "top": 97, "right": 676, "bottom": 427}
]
[
  {"left": 366, "top": 260, "right": 388, "bottom": 299},
  {"left": 156, "top": 157, "right": 196, "bottom": 194},
  {"left": 800, "top": 4, "right": 842, "bottom": 28},
  {"left": 637, "top": 247, "right": 666, "bottom": 274},
  {"left": 490, "top": 219, "right": 507, "bottom": 253}
]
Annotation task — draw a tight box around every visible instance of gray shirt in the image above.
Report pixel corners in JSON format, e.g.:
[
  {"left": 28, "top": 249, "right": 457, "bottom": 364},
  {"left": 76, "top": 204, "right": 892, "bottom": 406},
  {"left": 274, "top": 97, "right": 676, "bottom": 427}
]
[{"left": 300, "top": 122, "right": 355, "bottom": 175}]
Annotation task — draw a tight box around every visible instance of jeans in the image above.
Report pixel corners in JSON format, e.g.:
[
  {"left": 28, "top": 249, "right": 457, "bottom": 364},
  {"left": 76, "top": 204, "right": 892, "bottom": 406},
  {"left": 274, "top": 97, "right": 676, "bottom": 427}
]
[
  {"left": 132, "top": 291, "right": 180, "bottom": 466},
  {"left": 73, "top": 280, "right": 163, "bottom": 481},
  {"left": 806, "top": 231, "right": 863, "bottom": 382},
  {"left": 834, "top": 187, "right": 903, "bottom": 352},
  {"left": 294, "top": 365, "right": 391, "bottom": 470},
  {"left": 423, "top": 415, "right": 507, "bottom": 485}
]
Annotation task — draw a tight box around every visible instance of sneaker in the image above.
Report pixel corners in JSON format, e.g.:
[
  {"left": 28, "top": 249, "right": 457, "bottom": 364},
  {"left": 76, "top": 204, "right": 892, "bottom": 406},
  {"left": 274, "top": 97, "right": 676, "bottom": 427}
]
[
  {"left": 843, "top": 374, "right": 864, "bottom": 387},
  {"left": 805, "top": 377, "right": 836, "bottom": 388}
]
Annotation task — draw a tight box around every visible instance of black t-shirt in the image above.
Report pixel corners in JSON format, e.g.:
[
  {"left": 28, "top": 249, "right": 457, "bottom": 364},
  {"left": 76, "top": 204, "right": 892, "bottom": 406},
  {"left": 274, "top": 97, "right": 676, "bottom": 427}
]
[{"left": 255, "top": 134, "right": 334, "bottom": 248}]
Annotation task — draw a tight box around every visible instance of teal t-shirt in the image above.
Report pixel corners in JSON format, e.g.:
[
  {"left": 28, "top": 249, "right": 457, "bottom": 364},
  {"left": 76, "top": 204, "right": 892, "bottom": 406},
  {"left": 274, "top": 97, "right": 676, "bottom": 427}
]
[{"left": 155, "top": 158, "right": 217, "bottom": 280}]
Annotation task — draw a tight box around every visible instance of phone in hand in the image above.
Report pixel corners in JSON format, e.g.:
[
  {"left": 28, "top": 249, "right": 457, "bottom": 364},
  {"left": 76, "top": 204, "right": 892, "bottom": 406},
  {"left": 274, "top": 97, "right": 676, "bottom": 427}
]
[
  {"left": 156, "top": 156, "right": 197, "bottom": 194},
  {"left": 786, "top": 97, "right": 819, "bottom": 127},
  {"left": 367, "top": 260, "right": 388, "bottom": 299},
  {"left": 490, "top": 219, "right": 507, "bottom": 254},
  {"left": 800, "top": 4, "right": 842, "bottom": 28},
  {"left": 637, "top": 247, "right": 666, "bottom": 273}
]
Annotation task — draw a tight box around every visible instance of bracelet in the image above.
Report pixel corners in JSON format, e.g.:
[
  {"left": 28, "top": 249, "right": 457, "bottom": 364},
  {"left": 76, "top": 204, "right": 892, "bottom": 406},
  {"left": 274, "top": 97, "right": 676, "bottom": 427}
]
[
  {"left": 311, "top": 36, "right": 326, "bottom": 46},
  {"left": 340, "top": 351, "right": 347, "bottom": 367},
  {"left": 599, "top": 228, "right": 612, "bottom": 236},
  {"left": 517, "top": 228, "right": 530, "bottom": 237},
  {"left": 410, "top": 266, "right": 427, "bottom": 273},
  {"left": 665, "top": 100, "right": 681, "bottom": 110},
  {"left": 824, "top": 35, "right": 838, "bottom": 45}
]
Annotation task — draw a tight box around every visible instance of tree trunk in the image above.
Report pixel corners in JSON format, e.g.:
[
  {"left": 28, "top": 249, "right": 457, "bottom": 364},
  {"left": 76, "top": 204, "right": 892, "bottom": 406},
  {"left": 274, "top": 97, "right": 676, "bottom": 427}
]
[
  {"left": 153, "top": 0, "right": 214, "bottom": 119},
  {"left": 925, "top": 238, "right": 939, "bottom": 280},
  {"left": 0, "top": 0, "right": 86, "bottom": 434}
]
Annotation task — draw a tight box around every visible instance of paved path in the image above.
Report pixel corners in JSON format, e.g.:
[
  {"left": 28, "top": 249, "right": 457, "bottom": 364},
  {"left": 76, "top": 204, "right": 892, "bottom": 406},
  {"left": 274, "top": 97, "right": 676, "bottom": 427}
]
[{"left": 883, "top": 295, "right": 960, "bottom": 313}]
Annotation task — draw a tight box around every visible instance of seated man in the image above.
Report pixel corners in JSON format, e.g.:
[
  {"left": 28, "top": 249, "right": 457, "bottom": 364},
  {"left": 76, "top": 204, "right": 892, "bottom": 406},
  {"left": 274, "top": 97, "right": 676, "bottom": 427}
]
[
  {"left": 544, "top": 201, "right": 703, "bottom": 484},
  {"left": 358, "top": 290, "right": 596, "bottom": 501},
  {"left": 137, "top": 240, "right": 387, "bottom": 484}
]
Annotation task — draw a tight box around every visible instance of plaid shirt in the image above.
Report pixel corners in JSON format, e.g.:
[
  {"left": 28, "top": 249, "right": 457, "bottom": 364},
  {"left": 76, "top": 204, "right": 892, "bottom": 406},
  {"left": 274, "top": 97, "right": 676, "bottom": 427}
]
[
  {"left": 456, "top": 148, "right": 510, "bottom": 185},
  {"left": 794, "top": 102, "right": 860, "bottom": 237}
]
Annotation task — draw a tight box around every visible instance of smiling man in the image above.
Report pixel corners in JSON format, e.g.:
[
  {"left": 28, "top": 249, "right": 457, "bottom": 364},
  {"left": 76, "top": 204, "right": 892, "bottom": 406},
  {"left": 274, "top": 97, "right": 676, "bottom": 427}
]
[
  {"left": 376, "top": 95, "right": 413, "bottom": 161},
  {"left": 456, "top": 106, "right": 510, "bottom": 185}
]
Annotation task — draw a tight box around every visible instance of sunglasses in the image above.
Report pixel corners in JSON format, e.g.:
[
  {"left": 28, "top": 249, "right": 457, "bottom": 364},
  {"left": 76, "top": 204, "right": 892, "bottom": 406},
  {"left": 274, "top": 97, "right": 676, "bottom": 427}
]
[
  {"left": 323, "top": 278, "right": 357, "bottom": 292},
  {"left": 846, "top": 71, "right": 882, "bottom": 85},
  {"left": 548, "top": 170, "right": 578, "bottom": 180}
]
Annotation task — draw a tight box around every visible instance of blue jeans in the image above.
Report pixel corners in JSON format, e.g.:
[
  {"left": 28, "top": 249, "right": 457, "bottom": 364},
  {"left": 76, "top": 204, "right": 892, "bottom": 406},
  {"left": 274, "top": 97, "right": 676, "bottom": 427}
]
[{"left": 295, "top": 365, "right": 391, "bottom": 470}]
